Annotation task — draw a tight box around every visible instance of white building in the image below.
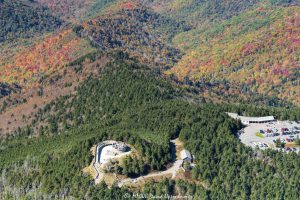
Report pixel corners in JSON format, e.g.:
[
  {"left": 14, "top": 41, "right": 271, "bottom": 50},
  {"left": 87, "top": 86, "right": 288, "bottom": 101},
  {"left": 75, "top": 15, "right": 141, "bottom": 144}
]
[
  {"left": 227, "top": 113, "right": 275, "bottom": 125},
  {"left": 180, "top": 149, "right": 192, "bottom": 163}
]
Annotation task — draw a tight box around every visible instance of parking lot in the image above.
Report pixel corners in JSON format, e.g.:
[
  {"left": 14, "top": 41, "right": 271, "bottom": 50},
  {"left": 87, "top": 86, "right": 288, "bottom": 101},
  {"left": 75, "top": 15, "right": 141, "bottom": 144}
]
[{"left": 239, "top": 121, "right": 300, "bottom": 153}]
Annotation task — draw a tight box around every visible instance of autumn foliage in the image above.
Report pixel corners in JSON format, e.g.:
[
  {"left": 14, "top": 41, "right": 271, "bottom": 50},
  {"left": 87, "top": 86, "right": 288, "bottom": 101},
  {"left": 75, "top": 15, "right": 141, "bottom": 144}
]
[
  {"left": 0, "top": 30, "right": 95, "bottom": 86},
  {"left": 167, "top": 6, "right": 300, "bottom": 106}
]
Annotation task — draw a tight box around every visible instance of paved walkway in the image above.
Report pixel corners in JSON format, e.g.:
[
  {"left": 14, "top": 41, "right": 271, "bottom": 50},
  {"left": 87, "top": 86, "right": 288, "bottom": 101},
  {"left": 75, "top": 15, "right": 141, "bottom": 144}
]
[{"left": 94, "top": 163, "right": 104, "bottom": 184}]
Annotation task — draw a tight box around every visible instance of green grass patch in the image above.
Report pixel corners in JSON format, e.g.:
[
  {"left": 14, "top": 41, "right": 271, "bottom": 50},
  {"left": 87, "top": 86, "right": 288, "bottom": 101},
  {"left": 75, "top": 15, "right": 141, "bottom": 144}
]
[{"left": 255, "top": 132, "right": 265, "bottom": 138}]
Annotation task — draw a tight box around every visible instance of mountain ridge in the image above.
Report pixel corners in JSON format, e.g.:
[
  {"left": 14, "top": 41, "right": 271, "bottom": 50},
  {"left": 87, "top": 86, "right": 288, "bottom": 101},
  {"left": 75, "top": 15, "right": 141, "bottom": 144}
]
[
  {"left": 0, "top": 53, "right": 299, "bottom": 199},
  {"left": 1, "top": 0, "right": 299, "bottom": 106}
]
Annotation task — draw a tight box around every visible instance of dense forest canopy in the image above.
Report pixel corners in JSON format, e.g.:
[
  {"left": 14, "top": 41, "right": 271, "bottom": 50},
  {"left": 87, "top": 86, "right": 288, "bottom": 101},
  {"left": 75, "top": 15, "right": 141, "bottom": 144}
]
[
  {"left": 0, "top": 0, "right": 299, "bottom": 106},
  {"left": 0, "top": 0, "right": 62, "bottom": 43},
  {"left": 0, "top": 83, "right": 20, "bottom": 98},
  {"left": 0, "top": 0, "right": 300, "bottom": 199},
  {"left": 0, "top": 54, "right": 299, "bottom": 199},
  {"left": 161, "top": 0, "right": 300, "bottom": 106},
  {"left": 35, "top": 0, "right": 120, "bottom": 22},
  {"left": 76, "top": 6, "right": 188, "bottom": 68},
  {"left": 149, "top": 0, "right": 300, "bottom": 22}
]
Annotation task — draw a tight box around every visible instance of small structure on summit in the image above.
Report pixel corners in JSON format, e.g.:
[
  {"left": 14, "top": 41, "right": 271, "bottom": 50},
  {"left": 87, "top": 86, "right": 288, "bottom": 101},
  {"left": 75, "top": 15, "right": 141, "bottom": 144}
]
[
  {"left": 180, "top": 149, "right": 194, "bottom": 172},
  {"left": 180, "top": 149, "right": 192, "bottom": 163}
]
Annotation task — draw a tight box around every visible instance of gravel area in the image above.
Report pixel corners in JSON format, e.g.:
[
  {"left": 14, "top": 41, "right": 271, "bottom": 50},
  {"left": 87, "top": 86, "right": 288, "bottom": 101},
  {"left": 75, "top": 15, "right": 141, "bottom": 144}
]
[{"left": 100, "top": 145, "right": 131, "bottom": 164}]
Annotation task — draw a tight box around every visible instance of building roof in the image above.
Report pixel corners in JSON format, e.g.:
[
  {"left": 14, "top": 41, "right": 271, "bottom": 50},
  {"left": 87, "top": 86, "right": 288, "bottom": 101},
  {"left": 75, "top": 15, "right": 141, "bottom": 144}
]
[
  {"left": 227, "top": 112, "right": 239, "bottom": 119},
  {"left": 226, "top": 112, "right": 275, "bottom": 122},
  {"left": 239, "top": 116, "right": 275, "bottom": 122},
  {"left": 180, "top": 149, "right": 192, "bottom": 160}
]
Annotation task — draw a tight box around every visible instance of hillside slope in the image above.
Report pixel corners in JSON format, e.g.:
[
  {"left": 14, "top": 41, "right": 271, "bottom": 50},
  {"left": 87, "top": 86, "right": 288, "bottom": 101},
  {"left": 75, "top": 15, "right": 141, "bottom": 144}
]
[
  {"left": 1, "top": 0, "right": 299, "bottom": 106},
  {"left": 0, "top": 0, "right": 186, "bottom": 89},
  {"left": 0, "top": 83, "right": 20, "bottom": 98},
  {"left": 149, "top": 0, "right": 262, "bottom": 24},
  {"left": 148, "top": 1, "right": 300, "bottom": 106},
  {"left": 168, "top": 5, "right": 300, "bottom": 105},
  {"left": 36, "top": 0, "right": 119, "bottom": 22},
  {"left": 0, "top": 55, "right": 299, "bottom": 199},
  {"left": 0, "top": 0, "right": 62, "bottom": 43},
  {"left": 77, "top": 5, "right": 187, "bottom": 67},
  {"left": 0, "top": 2, "right": 300, "bottom": 199},
  {"left": 0, "top": 30, "right": 96, "bottom": 86}
]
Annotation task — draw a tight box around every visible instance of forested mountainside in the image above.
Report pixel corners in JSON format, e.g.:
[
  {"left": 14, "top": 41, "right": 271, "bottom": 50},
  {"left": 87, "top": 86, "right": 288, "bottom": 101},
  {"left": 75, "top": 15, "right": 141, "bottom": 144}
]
[
  {"left": 146, "top": 0, "right": 300, "bottom": 106},
  {"left": 76, "top": 6, "right": 188, "bottom": 68},
  {"left": 170, "top": 4, "right": 300, "bottom": 105},
  {"left": 167, "top": 2, "right": 300, "bottom": 106},
  {"left": 0, "top": 0, "right": 299, "bottom": 124},
  {"left": 149, "top": 0, "right": 300, "bottom": 23},
  {"left": 0, "top": 54, "right": 299, "bottom": 199},
  {"left": 0, "top": 83, "right": 20, "bottom": 98},
  {"left": 148, "top": 0, "right": 262, "bottom": 24},
  {"left": 0, "top": 0, "right": 300, "bottom": 199},
  {"left": 35, "top": 0, "right": 89, "bottom": 21},
  {"left": 0, "top": 0, "right": 62, "bottom": 43},
  {"left": 0, "top": 0, "right": 299, "bottom": 106},
  {"left": 36, "top": 0, "right": 119, "bottom": 22},
  {"left": 0, "top": 30, "right": 96, "bottom": 85}
]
